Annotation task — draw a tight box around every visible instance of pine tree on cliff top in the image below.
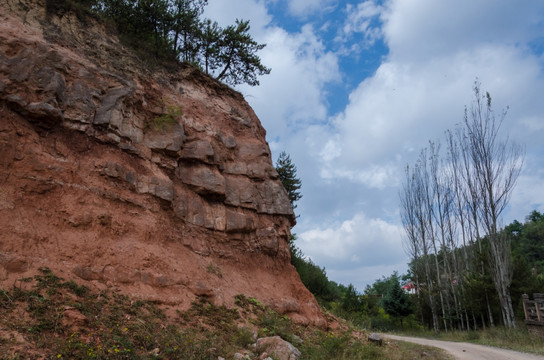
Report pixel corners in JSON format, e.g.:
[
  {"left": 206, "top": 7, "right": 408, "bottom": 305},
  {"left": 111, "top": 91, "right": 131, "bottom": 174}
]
[
  {"left": 275, "top": 151, "right": 302, "bottom": 210},
  {"left": 63, "top": 0, "right": 269, "bottom": 87}
]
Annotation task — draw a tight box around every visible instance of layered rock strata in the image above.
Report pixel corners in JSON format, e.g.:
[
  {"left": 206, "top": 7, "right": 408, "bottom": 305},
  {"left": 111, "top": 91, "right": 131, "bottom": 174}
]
[{"left": 0, "top": 0, "right": 323, "bottom": 325}]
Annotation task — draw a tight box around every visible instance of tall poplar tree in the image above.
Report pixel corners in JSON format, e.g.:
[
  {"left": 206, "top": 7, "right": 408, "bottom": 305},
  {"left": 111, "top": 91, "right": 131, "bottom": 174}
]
[{"left": 399, "top": 81, "right": 524, "bottom": 330}]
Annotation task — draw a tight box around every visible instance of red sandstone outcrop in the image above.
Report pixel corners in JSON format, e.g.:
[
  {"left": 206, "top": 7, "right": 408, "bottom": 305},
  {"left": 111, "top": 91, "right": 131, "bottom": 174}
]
[{"left": 0, "top": 0, "right": 324, "bottom": 326}]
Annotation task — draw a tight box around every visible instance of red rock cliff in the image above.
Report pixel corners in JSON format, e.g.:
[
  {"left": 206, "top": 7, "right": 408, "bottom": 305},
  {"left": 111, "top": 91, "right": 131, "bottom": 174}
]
[{"left": 0, "top": 0, "right": 324, "bottom": 325}]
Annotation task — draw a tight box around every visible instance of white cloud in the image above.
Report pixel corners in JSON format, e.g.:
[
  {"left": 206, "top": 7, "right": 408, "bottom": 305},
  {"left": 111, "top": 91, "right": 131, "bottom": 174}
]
[
  {"left": 383, "top": 0, "right": 544, "bottom": 62},
  {"left": 286, "top": 0, "right": 336, "bottom": 18},
  {"left": 320, "top": 163, "right": 399, "bottom": 189},
  {"left": 508, "top": 156, "right": 544, "bottom": 223},
  {"left": 203, "top": 0, "right": 271, "bottom": 32},
  {"left": 299, "top": 213, "right": 404, "bottom": 267},
  {"left": 521, "top": 116, "right": 544, "bottom": 132},
  {"left": 319, "top": 136, "right": 342, "bottom": 162},
  {"left": 339, "top": 1, "right": 383, "bottom": 47},
  {"left": 238, "top": 24, "right": 341, "bottom": 137},
  {"left": 298, "top": 212, "right": 406, "bottom": 288},
  {"left": 314, "top": 44, "right": 544, "bottom": 188}
]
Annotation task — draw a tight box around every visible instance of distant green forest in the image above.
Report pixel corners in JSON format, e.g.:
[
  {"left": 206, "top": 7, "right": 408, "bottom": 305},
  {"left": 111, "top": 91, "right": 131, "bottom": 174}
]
[
  {"left": 46, "top": 0, "right": 270, "bottom": 86},
  {"left": 289, "top": 210, "right": 544, "bottom": 332}
]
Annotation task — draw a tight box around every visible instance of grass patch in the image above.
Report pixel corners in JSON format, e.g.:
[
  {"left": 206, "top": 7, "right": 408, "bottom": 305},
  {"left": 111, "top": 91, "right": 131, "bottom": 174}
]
[
  {"left": 298, "top": 330, "right": 451, "bottom": 360},
  {"left": 149, "top": 103, "right": 183, "bottom": 130}
]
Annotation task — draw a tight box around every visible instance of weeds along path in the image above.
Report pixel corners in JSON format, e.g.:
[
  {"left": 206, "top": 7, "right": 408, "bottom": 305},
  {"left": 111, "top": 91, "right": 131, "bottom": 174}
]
[{"left": 384, "top": 334, "right": 544, "bottom": 360}]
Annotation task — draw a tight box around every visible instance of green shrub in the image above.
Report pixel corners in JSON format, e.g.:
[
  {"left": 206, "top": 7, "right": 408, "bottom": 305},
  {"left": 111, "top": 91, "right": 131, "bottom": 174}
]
[
  {"left": 150, "top": 103, "right": 183, "bottom": 130},
  {"left": 299, "top": 330, "right": 382, "bottom": 360},
  {"left": 256, "top": 310, "right": 294, "bottom": 340}
]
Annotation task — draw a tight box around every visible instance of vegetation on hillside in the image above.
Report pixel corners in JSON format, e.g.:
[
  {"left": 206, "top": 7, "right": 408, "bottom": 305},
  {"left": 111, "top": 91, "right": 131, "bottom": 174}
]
[
  {"left": 287, "top": 214, "right": 544, "bottom": 356},
  {"left": 0, "top": 268, "right": 451, "bottom": 359},
  {"left": 45, "top": 0, "right": 270, "bottom": 86}
]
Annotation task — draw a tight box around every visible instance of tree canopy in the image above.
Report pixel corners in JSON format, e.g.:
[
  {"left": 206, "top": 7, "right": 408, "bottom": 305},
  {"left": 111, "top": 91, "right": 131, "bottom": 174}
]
[
  {"left": 213, "top": 20, "right": 270, "bottom": 86},
  {"left": 48, "top": 0, "right": 270, "bottom": 87},
  {"left": 381, "top": 274, "right": 412, "bottom": 326}
]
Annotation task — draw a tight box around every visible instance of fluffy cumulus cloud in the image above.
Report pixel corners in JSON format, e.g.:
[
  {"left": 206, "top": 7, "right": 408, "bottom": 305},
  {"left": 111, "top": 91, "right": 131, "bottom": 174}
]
[
  {"left": 238, "top": 24, "right": 340, "bottom": 138},
  {"left": 382, "top": 0, "right": 544, "bottom": 62},
  {"left": 315, "top": 0, "right": 544, "bottom": 217},
  {"left": 317, "top": 45, "right": 544, "bottom": 184},
  {"left": 298, "top": 212, "right": 405, "bottom": 289},
  {"left": 203, "top": 0, "right": 271, "bottom": 31}
]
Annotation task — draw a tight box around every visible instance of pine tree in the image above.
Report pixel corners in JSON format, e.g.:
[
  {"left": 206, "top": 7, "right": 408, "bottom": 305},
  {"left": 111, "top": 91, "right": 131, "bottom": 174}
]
[
  {"left": 199, "top": 19, "right": 222, "bottom": 74},
  {"left": 382, "top": 275, "right": 413, "bottom": 328},
  {"left": 214, "top": 19, "right": 271, "bottom": 86},
  {"left": 342, "top": 284, "right": 361, "bottom": 312},
  {"left": 71, "top": 0, "right": 270, "bottom": 86},
  {"left": 171, "top": 0, "right": 207, "bottom": 62},
  {"left": 275, "top": 151, "right": 302, "bottom": 209}
]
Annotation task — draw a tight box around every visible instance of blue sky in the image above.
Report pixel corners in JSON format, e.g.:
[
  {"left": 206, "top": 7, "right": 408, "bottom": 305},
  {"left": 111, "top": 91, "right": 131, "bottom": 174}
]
[{"left": 205, "top": 0, "right": 544, "bottom": 291}]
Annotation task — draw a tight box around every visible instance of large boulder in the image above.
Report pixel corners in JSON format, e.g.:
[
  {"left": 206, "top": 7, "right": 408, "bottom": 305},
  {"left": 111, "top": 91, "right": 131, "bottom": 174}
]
[{"left": 256, "top": 336, "right": 301, "bottom": 360}]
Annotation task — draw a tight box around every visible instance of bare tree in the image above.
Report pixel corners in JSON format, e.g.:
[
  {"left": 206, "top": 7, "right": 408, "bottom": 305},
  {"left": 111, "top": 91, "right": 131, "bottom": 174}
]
[
  {"left": 455, "top": 121, "right": 496, "bottom": 328},
  {"left": 400, "top": 164, "right": 440, "bottom": 332},
  {"left": 446, "top": 130, "right": 478, "bottom": 330},
  {"left": 401, "top": 81, "right": 524, "bottom": 331},
  {"left": 423, "top": 144, "right": 450, "bottom": 332},
  {"left": 462, "top": 82, "right": 524, "bottom": 328}
]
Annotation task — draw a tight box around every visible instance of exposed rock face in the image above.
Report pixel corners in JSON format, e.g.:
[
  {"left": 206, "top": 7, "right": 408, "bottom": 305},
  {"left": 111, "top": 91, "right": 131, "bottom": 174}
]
[{"left": 0, "top": 0, "right": 324, "bottom": 326}]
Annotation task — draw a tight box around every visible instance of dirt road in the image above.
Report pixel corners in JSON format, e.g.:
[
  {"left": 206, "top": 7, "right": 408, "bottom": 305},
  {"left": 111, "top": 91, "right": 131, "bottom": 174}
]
[{"left": 384, "top": 334, "right": 543, "bottom": 360}]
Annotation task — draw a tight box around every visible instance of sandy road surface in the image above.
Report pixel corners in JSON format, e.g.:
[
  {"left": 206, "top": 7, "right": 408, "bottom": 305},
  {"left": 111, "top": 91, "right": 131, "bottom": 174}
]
[{"left": 384, "top": 334, "right": 544, "bottom": 360}]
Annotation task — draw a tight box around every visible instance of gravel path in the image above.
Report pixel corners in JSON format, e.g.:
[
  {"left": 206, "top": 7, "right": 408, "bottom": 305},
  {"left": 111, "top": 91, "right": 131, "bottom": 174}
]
[{"left": 384, "top": 334, "right": 544, "bottom": 360}]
